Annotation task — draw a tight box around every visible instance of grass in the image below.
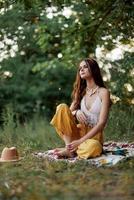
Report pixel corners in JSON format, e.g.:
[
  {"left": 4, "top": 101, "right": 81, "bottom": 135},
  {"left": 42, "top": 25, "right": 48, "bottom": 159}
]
[
  {"left": 0, "top": 104, "right": 134, "bottom": 200},
  {"left": 0, "top": 157, "right": 134, "bottom": 200}
]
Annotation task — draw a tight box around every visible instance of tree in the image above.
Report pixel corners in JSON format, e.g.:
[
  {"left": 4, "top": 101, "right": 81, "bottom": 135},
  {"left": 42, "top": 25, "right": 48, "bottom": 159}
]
[{"left": 0, "top": 0, "right": 133, "bottom": 118}]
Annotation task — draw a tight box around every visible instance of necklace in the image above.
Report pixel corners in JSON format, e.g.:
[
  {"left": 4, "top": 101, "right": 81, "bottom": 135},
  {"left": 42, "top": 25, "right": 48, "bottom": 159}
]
[{"left": 86, "top": 85, "right": 99, "bottom": 97}]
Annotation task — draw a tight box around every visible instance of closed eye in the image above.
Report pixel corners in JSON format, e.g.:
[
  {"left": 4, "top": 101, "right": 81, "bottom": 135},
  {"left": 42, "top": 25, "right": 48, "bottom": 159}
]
[{"left": 79, "top": 65, "right": 88, "bottom": 71}]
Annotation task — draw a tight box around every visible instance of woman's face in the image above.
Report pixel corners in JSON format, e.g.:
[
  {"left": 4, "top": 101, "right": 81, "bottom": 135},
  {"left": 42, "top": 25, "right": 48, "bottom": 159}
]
[{"left": 79, "top": 61, "right": 92, "bottom": 79}]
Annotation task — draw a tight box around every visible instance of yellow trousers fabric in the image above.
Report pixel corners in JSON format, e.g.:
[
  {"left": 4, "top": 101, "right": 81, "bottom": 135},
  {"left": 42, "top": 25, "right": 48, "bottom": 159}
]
[{"left": 50, "top": 103, "right": 103, "bottom": 159}]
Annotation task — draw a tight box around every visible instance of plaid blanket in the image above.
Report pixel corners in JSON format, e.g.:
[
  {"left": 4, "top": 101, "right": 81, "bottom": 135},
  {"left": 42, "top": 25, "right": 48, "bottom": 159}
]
[{"left": 33, "top": 141, "right": 134, "bottom": 167}]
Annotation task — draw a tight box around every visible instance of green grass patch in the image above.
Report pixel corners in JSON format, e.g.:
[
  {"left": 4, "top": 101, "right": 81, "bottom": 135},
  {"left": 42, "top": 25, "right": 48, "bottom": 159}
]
[{"left": 0, "top": 104, "right": 134, "bottom": 199}]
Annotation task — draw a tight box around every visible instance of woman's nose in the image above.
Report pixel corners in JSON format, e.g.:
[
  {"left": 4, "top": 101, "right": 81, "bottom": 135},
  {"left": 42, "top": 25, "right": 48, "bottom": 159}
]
[{"left": 81, "top": 67, "right": 84, "bottom": 71}]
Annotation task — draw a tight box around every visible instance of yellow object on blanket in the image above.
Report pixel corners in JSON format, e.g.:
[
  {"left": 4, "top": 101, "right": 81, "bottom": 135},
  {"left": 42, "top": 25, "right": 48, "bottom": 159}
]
[{"left": 50, "top": 103, "right": 103, "bottom": 159}]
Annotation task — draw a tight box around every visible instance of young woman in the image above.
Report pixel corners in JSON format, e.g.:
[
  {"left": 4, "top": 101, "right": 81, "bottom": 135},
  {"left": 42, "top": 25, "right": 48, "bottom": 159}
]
[{"left": 50, "top": 58, "right": 111, "bottom": 159}]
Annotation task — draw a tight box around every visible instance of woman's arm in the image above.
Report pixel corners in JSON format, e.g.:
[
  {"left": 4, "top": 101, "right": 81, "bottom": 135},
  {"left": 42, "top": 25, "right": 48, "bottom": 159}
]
[
  {"left": 67, "top": 88, "right": 110, "bottom": 152},
  {"left": 70, "top": 101, "right": 76, "bottom": 111},
  {"left": 80, "top": 88, "right": 110, "bottom": 143},
  {"left": 70, "top": 101, "right": 78, "bottom": 116},
  {"left": 70, "top": 101, "right": 87, "bottom": 123}
]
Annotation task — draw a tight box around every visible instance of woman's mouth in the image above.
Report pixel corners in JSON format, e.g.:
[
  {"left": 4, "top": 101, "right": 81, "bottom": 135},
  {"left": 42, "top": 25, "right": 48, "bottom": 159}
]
[{"left": 81, "top": 73, "right": 85, "bottom": 76}]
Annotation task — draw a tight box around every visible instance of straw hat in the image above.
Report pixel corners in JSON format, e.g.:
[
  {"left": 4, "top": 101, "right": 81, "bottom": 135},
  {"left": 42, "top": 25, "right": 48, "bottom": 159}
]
[{"left": 0, "top": 147, "right": 21, "bottom": 162}]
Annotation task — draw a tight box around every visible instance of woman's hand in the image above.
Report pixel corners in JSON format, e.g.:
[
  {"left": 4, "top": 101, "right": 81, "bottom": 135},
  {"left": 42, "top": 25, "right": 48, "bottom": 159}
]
[
  {"left": 76, "top": 110, "right": 87, "bottom": 124},
  {"left": 72, "top": 110, "right": 77, "bottom": 116},
  {"left": 66, "top": 139, "right": 82, "bottom": 152}
]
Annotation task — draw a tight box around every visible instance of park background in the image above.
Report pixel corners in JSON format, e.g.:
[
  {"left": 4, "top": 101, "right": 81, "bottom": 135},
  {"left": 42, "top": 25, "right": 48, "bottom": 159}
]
[{"left": 0, "top": 0, "right": 134, "bottom": 200}]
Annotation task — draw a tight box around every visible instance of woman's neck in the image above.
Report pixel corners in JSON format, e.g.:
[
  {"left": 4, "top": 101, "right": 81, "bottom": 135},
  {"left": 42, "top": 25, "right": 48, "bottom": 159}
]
[{"left": 86, "top": 79, "right": 97, "bottom": 90}]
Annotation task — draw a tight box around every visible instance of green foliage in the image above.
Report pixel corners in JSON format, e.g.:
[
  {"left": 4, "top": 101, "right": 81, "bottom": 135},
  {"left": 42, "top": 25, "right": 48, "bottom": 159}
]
[
  {"left": 0, "top": 56, "right": 76, "bottom": 117},
  {"left": 0, "top": 103, "right": 133, "bottom": 150},
  {"left": 0, "top": 0, "right": 133, "bottom": 118},
  {"left": 1, "top": 104, "right": 16, "bottom": 144},
  {"left": 105, "top": 103, "right": 134, "bottom": 141},
  {"left": 109, "top": 52, "right": 134, "bottom": 103},
  {"left": 0, "top": 105, "right": 63, "bottom": 149}
]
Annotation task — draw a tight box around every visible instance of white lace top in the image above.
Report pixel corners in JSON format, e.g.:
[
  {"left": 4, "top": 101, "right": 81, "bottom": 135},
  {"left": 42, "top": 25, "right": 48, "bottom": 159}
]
[{"left": 80, "top": 89, "right": 102, "bottom": 127}]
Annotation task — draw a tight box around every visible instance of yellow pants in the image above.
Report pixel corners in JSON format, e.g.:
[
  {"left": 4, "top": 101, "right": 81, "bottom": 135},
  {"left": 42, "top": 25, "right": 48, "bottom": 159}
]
[{"left": 50, "top": 103, "right": 103, "bottom": 159}]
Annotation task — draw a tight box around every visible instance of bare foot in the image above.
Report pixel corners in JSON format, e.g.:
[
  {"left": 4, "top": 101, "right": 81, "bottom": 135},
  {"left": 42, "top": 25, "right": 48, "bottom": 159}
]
[
  {"left": 53, "top": 147, "right": 65, "bottom": 153},
  {"left": 54, "top": 148, "right": 76, "bottom": 158}
]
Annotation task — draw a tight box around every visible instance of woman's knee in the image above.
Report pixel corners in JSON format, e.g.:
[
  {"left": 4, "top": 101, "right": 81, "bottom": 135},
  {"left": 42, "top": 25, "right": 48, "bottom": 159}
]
[
  {"left": 86, "top": 139, "right": 102, "bottom": 152},
  {"left": 56, "top": 103, "right": 69, "bottom": 111},
  {"left": 89, "top": 139, "right": 102, "bottom": 148},
  {"left": 77, "top": 139, "right": 102, "bottom": 158}
]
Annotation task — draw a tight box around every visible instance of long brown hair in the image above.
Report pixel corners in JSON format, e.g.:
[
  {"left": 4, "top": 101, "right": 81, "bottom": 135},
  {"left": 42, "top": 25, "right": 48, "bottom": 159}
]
[{"left": 71, "top": 58, "right": 107, "bottom": 110}]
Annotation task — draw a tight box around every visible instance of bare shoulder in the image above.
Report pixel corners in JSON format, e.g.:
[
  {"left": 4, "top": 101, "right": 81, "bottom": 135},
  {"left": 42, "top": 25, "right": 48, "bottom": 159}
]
[{"left": 99, "top": 87, "right": 110, "bottom": 100}]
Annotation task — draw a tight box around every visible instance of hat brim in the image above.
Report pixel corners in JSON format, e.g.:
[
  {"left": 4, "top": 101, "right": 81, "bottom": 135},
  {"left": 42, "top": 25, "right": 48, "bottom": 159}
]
[{"left": 0, "top": 157, "right": 23, "bottom": 162}]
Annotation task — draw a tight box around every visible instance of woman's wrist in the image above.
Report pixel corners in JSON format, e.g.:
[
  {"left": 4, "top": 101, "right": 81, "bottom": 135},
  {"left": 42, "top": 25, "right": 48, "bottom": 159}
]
[
  {"left": 79, "top": 137, "right": 85, "bottom": 144},
  {"left": 75, "top": 109, "right": 79, "bottom": 117}
]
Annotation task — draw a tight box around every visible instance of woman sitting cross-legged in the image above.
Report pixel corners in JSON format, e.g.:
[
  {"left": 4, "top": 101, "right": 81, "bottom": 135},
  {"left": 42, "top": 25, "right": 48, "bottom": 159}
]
[{"left": 50, "top": 58, "right": 112, "bottom": 159}]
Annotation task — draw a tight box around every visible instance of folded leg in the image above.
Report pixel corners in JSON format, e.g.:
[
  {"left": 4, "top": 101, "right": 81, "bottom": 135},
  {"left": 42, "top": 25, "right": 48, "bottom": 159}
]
[
  {"left": 77, "top": 139, "right": 103, "bottom": 159},
  {"left": 50, "top": 103, "right": 80, "bottom": 143}
]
